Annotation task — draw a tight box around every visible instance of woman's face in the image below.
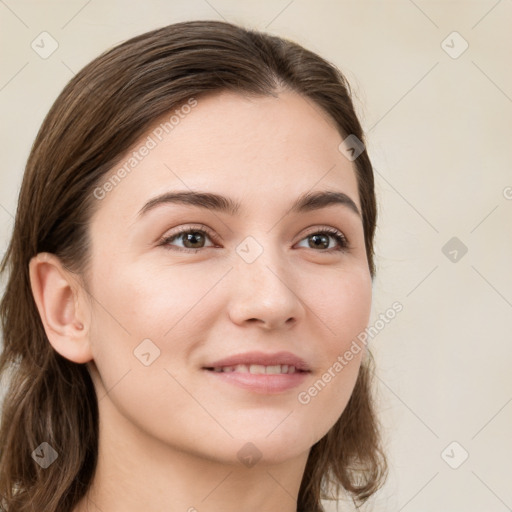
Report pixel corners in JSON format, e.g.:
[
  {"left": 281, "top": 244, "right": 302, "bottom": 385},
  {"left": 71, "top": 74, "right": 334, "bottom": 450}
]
[{"left": 84, "top": 90, "right": 372, "bottom": 465}]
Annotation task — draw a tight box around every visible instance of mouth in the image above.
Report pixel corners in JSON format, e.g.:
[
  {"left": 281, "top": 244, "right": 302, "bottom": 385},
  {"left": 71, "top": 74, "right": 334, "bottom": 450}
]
[
  {"left": 202, "top": 351, "right": 311, "bottom": 394},
  {"left": 204, "top": 364, "right": 307, "bottom": 375}
]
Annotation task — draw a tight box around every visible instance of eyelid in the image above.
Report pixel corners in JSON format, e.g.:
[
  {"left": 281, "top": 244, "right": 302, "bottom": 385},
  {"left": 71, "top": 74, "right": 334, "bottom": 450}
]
[
  {"left": 300, "top": 225, "right": 346, "bottom": 239},
  {"left": 158, "top": 223, "right": 219, "bottom": 246}
]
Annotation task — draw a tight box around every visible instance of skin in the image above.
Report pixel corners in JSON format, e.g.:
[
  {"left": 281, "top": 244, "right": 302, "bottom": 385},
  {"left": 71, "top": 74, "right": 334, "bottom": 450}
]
[{"left": 29, "top": 90, "right": 372, "bottom": 512}]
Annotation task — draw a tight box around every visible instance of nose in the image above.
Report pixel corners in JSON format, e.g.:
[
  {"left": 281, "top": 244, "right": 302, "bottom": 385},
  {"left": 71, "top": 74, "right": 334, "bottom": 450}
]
[{"left": 226, "top": 242, "right": 304, "bottom": 330}]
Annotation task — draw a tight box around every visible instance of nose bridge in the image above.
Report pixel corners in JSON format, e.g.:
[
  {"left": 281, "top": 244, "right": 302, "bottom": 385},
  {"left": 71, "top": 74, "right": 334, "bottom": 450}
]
[{"left": 228, "top": 232, "right": 301, "bottom": 327}]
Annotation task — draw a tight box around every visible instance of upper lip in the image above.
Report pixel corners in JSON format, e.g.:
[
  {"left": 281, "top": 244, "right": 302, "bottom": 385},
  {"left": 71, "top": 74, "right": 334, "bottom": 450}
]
[{"left": 203, "top": 351, "right": 311, "bottom": 372}]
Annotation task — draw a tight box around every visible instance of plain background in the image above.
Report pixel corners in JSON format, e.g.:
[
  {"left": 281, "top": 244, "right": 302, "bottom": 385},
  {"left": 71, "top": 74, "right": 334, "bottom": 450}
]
[{"left": 1, "top": 1, "right": 511, "bottom": 511}]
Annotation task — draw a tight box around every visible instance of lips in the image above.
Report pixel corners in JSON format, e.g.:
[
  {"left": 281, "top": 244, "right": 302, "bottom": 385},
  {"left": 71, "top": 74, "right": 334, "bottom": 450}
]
[
  {"left": 209, "top": 364, "right": 301, "bottom": 374},
  {"left": 203, "top": 351, "right": 311, "bottom": 373},
  {"left": 202, "top": 351, "right": 311, "bottom": 394}
]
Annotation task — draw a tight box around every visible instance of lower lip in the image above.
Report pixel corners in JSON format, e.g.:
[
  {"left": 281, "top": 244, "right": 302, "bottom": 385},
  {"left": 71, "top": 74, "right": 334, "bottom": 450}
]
[{"left": 203, "top": 369, "right": 309, "bottom": 394}]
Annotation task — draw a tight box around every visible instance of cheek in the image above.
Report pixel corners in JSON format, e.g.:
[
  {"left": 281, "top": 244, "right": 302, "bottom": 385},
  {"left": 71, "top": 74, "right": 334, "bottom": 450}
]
[
  {"left": 88, "top": 256, "right": 218, "bottom": 341},
  {"left": 85, "top": 258, "right": 226, "bottom": 399},
  {"left": 294, "top": 265, "right": 372, "bottom": 429},
  {"left": 84, "top": 260, "right": 212, "bottom": 447},
  {"left": 305, "top": 264, "right": 373, "bottom": 353}
]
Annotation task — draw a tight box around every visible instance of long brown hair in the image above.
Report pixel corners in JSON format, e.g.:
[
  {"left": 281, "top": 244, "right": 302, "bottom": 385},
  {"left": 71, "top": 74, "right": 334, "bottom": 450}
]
[{"left": 0, "top": 20, "right": 387, "bottom": 511}]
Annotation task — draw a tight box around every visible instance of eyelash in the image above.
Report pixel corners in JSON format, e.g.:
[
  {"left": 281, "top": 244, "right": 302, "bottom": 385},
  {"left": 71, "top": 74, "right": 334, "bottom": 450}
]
[{"left": 158, "top": 224, "right": 349, "bottom": 254}]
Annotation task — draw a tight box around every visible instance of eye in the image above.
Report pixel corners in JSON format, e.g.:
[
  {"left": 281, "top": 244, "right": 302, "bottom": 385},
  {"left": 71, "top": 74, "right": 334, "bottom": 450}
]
[
  {"left": 158, "top": 225, "right": 349, "bottom": 254},
  {"left": 296, "top": 227, "right": 349, "bottom": 252},
  {"left": 158, "top": 225, "right": 217, "bottom": 253}
]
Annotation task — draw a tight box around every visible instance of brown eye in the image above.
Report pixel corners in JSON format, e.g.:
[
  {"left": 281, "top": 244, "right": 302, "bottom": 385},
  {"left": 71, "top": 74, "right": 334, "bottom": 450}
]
[
  {"left": 297, "top": 228, "right": 348, "bottom": 252},
  {"left": 159, "top": 225, "right": 348, "bottom": 254},
  {"left": 159, "top": 226, "right": 217, "bottom": 253}
]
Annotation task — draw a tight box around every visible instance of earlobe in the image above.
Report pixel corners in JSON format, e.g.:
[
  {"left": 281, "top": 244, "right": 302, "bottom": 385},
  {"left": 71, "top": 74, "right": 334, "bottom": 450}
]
[{"left": 28, "top": 252, "right": 93, "bottom": 364}]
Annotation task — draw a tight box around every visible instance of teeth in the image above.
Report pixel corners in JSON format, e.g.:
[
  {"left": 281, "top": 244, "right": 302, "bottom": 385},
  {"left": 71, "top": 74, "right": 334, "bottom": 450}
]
[
  {"left": 210, "top": 364, "right": 299, "bottom": 374},
  {"left": 249, "top": 364, "right": 266, "bottom": 374}
]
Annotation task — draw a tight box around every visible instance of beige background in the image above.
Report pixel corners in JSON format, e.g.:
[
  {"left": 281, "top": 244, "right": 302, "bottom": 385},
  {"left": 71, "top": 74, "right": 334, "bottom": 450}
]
[{"left": 1, "top": 1, "right": 511, "bottom": 511}]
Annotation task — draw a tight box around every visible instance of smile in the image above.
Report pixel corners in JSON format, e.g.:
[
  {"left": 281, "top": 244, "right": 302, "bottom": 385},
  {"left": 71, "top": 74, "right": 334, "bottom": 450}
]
[{"left": 205, "top": 364, "right": 305, "bottom": 374}]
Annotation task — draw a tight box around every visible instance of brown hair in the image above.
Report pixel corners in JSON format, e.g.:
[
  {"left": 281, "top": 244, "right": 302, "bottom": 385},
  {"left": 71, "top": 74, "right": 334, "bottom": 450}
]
[{"left": 0, "top": 20, "right": 387, "bottom": 511}]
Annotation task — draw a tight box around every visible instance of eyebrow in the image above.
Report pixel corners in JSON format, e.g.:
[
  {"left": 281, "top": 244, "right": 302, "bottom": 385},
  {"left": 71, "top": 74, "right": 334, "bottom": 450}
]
[{"left": 137, "top": 189, "right": 361, "bottom": 219}]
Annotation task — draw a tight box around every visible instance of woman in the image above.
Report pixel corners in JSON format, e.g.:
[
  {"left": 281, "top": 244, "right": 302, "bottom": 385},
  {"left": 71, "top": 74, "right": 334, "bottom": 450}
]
[{"left": 0, "top": 20, "right": 387, "bottom": 511}]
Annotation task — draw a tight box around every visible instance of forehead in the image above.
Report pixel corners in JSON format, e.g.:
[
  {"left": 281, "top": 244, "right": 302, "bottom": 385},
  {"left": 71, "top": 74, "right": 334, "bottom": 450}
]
[{"left": 91, "top": 90, "right": 361, "bottom": 224}]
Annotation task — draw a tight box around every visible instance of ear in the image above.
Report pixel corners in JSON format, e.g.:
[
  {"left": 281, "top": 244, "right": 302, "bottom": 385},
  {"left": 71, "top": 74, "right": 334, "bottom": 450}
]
[{"left": 29, "top": 252, "right": 93, "bottom": 363}]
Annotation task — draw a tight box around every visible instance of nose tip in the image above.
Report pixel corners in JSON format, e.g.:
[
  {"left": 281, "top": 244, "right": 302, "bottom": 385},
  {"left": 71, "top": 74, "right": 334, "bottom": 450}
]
[{"left": 228, "top": 253, "right": 302, "bottom": 330}]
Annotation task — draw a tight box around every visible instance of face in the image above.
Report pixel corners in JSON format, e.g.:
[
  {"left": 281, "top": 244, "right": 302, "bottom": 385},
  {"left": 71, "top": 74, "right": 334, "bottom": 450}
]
[{"left": 83, "top": 90, "right": 372, "bottom": 466}]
